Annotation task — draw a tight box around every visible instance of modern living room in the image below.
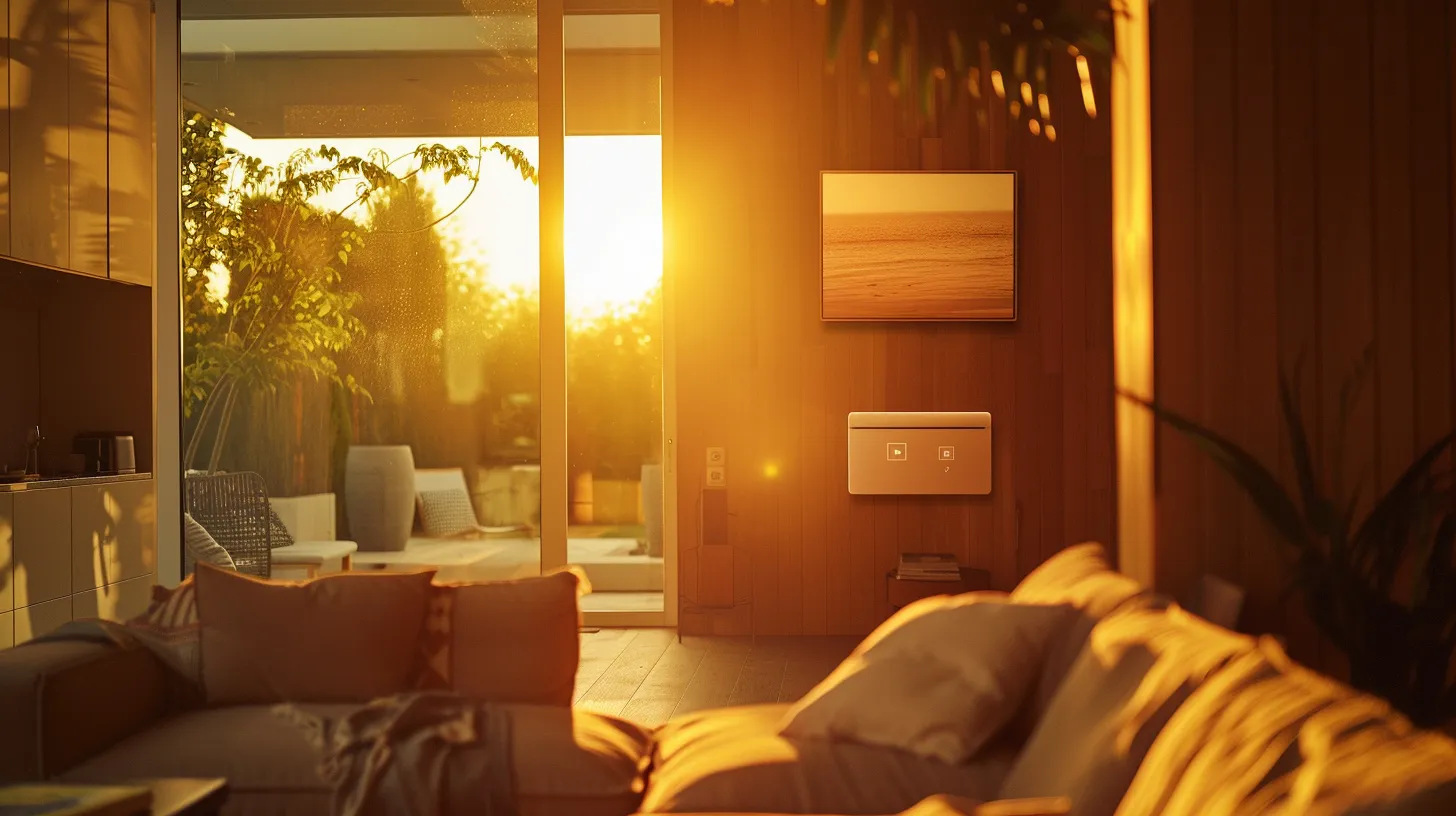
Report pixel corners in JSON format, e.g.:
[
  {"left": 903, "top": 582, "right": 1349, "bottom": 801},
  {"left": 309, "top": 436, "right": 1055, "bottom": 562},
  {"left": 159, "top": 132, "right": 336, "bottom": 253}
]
[{"left": 3, "top": 0, "right": 1456, "bottom": 814}]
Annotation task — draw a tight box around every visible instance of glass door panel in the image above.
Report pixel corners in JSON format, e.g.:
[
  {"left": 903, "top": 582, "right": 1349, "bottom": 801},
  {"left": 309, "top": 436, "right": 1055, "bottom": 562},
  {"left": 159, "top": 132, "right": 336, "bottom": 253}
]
[
  {"left": 178, "top": 0, "right": 543, "bottom": 580},
  {"left": 563, "top": 13, "right": 666, "bottom": 615}
]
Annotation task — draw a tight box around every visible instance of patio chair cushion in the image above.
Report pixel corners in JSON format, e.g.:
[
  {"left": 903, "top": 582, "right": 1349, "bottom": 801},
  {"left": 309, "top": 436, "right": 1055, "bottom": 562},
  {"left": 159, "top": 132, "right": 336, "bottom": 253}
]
[
  {"left": 183, "top": 513, "right": 235, "bottom": 570},
  {"left": 418, "top": 488, "right": 481, "bottom": 537},
  {"left": 268, "top": 507, "right": 296, "bottom": 548}
]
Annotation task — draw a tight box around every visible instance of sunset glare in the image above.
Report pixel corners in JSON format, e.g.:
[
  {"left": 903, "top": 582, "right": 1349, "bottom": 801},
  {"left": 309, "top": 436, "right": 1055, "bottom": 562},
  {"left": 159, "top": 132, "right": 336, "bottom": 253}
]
[{"left": 222, "top": 130, "right": 663, "bottom": 320}]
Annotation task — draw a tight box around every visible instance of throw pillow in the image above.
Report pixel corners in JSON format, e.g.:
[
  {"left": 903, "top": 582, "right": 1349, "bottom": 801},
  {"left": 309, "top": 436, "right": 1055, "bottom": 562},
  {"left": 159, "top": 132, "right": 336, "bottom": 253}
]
[
  {"left": 194, "top": 563, "right": 437, "bottom": 704},
  {"left": 124, "top": 576, "right": 201, "bottom": 684},
  {"left": 1010, "top": 542, "right": 1152, "bottom": 718},
  {"left": 998, "top": 605, "right": 1259, "bottom": 816},
  {"left": 267, "top": 507, "right": 295, "bottom": 548},
  {"left": 781, "top": 593, "right": 1078, "bottom": 765},
  {"left": 183, "top": 513, "right": 235, "bottom": 570},
  {"left": 424, "top": 568, "right": 586, "bottom": 705},
  {"left": 1113, "top": 633, "right": 1456, "bottom": 816},
  {"left": 417, "top": 488, "right": 481, "bottom": 537}
]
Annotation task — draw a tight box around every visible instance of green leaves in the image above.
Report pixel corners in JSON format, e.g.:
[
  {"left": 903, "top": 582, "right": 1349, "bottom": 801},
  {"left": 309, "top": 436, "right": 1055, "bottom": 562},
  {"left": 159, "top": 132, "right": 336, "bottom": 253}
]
[
  {"left": 1122, "top": 356, "right": 1456, "bottom": 727},
  {"left": 814, "top": 0, "right": 1111, "bottom": 135}
]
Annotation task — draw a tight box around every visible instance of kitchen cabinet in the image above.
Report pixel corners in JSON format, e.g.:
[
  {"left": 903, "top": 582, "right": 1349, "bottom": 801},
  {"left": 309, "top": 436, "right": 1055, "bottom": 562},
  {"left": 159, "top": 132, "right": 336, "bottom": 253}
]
[
  {"left": 3, "top": 0, "right": 153, "bottom": 284},
  {"left": 13, "top": 487, "right": 71, "bottom": 607},
  {"left": 69, "top": 0, "right": 110, "bottom": 277},
  {"left": 14, "top": 596, "right": 71, "bottom": 644},
  {"left": 72, "top": 479, "right": 156, "bottom": 591},
  {"left": 107, "top": 0, "right": 155, "bottom": 285},
  {"left": 3, "top": 477, "right": 156, "bottom": 647},
  {"left": 9, "top": 0, "right": 72, "bottom": 271},
  {"left": 72, "top": 574, "right": 151, "bottom": 623},
  {"left": 0, "top": 494, "right": 12, "bottom": 615}
]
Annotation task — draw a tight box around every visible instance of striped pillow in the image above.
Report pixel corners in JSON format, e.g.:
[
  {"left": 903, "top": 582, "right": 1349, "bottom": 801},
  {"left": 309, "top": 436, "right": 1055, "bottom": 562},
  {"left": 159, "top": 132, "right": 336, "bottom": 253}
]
[
  {"left": 184, "top": 513, "right": 236, "bottom": 570},
  {"left": 125, "top": 577, "right": 201, "bottom": 685}
]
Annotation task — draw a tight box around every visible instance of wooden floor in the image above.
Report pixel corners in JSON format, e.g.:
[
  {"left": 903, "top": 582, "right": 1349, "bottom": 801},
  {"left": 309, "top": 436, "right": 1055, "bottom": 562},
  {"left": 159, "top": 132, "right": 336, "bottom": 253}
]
[{"left": 573, "top": 629, "right": 859, "bottom": 726}]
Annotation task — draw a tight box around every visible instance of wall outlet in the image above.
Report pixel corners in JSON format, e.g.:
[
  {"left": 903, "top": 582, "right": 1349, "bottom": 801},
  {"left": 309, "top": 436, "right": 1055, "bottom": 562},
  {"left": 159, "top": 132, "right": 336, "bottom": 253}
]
[
  {"left": 706, "top": 447, "right": 726, "bottom": 466},
  {"left": 706, "top": 465, "right": 727, "bottom": 487}
]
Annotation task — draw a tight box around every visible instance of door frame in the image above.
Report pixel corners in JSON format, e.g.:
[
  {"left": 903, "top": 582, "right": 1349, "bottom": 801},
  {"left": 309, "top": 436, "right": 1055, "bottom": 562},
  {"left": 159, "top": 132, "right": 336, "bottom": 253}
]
[{"left": 541, "top": 0, "right": 678, "bottom": 627}]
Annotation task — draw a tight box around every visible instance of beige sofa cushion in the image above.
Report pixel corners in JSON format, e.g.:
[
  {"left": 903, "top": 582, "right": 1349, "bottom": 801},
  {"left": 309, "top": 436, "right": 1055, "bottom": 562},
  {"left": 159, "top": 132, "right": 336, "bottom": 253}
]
[
  {"left": 644, "top": 704, "right": 1017, "bottom": 814},
  {"left": 420, "top": 570, "right": 583, "bottom": 706},
  {"left": 782, "top": 593, "right": 1075, "bottom": 763},
  {"left": 195, "top": 564, "right": 436, "bottom": 704},
  {"left": 1010, "top": 543, "right": 1151, "bottom": 718},
  {"left": 60, "top": 703, "right": 652, "bottom": 816},
  {"left": 1114, "top": 636, "right": 1456, "bottom": 816},
  {"left": 999, "top": 605, "right": 1262, "bottom": 816}
]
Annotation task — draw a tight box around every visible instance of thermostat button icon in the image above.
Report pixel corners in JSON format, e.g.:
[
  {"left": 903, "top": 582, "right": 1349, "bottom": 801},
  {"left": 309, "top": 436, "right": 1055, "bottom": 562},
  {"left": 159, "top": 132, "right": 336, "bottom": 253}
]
[
  {"left": 887, "top": 443, "right": 908, "bottom": 461},
  {"left": 939, "top": 446, "right": 955, "bottom": 461}
]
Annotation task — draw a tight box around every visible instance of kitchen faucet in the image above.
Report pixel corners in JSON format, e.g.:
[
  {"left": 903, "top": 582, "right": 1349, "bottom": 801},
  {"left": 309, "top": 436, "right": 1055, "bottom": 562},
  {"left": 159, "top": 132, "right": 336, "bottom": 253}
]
[{"left": 24, "top": 425, "right": 41, "bottom": 477}]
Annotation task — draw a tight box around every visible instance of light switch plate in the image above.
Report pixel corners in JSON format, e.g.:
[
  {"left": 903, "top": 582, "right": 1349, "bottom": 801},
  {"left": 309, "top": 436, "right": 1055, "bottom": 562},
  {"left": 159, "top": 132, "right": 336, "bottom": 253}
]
[
  {"left": 706, "top": 447, "right": 726, "bottom": 465},
  {"left": 706, "top": 465, "right": 727, "bottom": 487}
]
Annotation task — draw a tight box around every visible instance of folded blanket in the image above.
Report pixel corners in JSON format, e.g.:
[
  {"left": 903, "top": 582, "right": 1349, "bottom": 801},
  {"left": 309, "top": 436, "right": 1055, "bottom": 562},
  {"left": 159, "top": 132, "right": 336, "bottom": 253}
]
[{"left": 275, "top": 692, "right": 516, "bottom": 816}]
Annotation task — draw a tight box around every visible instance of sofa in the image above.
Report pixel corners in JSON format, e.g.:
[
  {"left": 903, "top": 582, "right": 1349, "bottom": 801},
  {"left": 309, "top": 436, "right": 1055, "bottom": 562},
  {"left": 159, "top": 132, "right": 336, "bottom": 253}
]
[{"left": 2, "top": 543, "right": 1454, "bottom": 816}]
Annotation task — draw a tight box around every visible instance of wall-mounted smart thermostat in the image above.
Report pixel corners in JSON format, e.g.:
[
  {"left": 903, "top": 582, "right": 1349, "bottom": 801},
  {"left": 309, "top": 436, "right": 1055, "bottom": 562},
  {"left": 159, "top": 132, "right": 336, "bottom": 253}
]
[{"left": 847, "top": 412, "right": 991, "bottom": 495}]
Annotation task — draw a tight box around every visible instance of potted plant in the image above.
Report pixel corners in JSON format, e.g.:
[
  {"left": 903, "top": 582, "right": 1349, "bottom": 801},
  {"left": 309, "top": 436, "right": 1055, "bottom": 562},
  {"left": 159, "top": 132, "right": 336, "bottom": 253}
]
[{"left": 1124, "top": 354, "right": 1456, "bottom": 727}]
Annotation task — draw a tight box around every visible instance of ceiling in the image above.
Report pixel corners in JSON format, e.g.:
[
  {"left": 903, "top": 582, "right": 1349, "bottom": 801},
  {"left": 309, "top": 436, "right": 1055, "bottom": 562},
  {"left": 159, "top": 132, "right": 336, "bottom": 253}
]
[{"left": 180, "top": 13, "right": 661, "bottom": 138}]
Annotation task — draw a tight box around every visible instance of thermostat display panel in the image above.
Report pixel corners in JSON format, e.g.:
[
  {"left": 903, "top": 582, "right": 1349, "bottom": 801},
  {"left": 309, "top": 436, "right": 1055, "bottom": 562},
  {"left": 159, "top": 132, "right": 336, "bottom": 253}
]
[{"left": 847, "top": 412, "right": 991, "bottom": 495}]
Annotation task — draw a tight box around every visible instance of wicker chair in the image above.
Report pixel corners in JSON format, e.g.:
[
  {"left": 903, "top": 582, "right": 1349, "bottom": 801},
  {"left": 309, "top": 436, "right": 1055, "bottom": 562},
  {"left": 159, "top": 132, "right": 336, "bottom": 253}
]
[{"left": 185, "top": 471, "right": 272, "bottom": 578}]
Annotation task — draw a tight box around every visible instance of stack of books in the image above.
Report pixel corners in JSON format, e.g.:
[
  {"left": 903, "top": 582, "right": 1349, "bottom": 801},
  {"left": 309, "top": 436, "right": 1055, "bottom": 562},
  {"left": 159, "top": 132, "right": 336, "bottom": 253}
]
[{"left": 896, "top": 552, "right": 961, "bottom": 582}]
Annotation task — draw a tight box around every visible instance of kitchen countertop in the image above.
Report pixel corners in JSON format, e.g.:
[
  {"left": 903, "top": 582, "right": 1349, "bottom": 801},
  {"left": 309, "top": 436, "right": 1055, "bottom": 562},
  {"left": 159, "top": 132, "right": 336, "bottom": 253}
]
[{"left": 0, "top": 472, "right": 153, "bottom": 492}]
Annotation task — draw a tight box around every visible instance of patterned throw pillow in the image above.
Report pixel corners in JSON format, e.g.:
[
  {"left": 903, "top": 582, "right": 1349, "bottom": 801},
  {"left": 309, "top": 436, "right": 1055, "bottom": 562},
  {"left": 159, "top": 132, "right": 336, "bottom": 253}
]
[
  {"left": 416, "top": 586, "right": 456, "bottom": 689},
  {"left": 268, "top": 507, "right": 296, "bottom": 549},
  {"left": 125, "top": 577, "right": 202, "bottom": 685},
  {"left": 417, "top": 488, "right": 481, "bottom": 537},
  {"left": 184, "top": 513, "right": 236, "bottom": 570}
]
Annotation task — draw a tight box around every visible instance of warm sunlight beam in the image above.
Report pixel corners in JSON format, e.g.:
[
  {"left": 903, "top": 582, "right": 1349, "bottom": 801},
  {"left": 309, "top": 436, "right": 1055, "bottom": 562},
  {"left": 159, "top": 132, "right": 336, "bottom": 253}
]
[{"left": 220, "top": 130, "right": 663, "bottom": 321}]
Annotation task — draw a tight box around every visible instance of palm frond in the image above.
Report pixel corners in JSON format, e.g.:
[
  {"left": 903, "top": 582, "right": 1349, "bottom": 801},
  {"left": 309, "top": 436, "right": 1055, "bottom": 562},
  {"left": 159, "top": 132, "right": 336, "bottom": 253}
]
[{"left": 1120, "top": 391, "right": 1308, "bottom": 549}]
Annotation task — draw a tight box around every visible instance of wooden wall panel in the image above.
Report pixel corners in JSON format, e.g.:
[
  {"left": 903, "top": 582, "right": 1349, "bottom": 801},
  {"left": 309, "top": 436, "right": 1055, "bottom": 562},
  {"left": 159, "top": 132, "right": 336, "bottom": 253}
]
[
  {"left": 670, "top": 0, "right": 1115, "bottom": 635},
  {"left": 1150, "top": 0, "right": 1456, "bottom": 666}
]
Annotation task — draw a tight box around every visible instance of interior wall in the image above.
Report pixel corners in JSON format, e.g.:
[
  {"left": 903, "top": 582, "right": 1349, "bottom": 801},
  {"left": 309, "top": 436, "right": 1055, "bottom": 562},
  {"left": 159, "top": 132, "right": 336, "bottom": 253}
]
[
  {"left": 669, "top": 0, "right": 1116, "bottom": 635},
  {"left": 1149, "top": 0, "right": 1456, "bottom": 666},
  {"left": 0, "top": 261, "right": 154, "bottom": 476}
]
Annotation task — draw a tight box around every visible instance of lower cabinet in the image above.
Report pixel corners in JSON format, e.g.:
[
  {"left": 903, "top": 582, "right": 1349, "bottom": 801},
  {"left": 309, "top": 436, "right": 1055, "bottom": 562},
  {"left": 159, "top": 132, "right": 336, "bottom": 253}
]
[
  {"left": 4, "top": 478, "right": 156, "bottom": 646},
  {"left": 72, "top": 574, "right": 152, "bottom": 623},
  {"left": 14, "top": 596, "right": 73, "bottom": 644}
]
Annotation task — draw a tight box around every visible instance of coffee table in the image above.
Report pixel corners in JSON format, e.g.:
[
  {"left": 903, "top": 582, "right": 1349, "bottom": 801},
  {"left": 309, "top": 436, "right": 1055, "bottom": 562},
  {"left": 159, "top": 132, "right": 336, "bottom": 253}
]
[{"left": 145, "top": 779, "right": 227, "bottom": 816}]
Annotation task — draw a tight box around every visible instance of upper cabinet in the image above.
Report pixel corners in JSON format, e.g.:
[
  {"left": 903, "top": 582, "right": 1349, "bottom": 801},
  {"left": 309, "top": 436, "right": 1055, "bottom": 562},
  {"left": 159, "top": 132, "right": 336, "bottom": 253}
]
[
  {"left": 108, "top": 0, "right": 155, "bottom": 286},
  {"left": 69, "top": 0, "right": 109, "bottom": 277},
  {"left": 3, "top": 0, "right": 153, "bottom": 285},
  {"left": 10, "top": 0, "right": 72, "bottom": 271}
]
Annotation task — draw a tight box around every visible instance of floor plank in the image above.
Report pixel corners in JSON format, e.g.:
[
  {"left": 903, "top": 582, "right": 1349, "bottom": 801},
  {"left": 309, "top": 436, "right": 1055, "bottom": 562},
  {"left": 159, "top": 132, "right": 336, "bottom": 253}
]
[
  {"left": 575, "top": 628, "right": 677, "bottom": 717},
  {"left": 619, "top": 637, "right": 712, "bottom": 726},
  {"left": 671, "top": 636, "right": 755, "bottom": 719},
  {"left": 573, "top": 628, "right": 636, "bottom": 704},
  {"left": 726, "top": 638, "right": 791, "bottom": 708},
  {"left": 573, "top": 630, "right": 859, "bottom": 723}
]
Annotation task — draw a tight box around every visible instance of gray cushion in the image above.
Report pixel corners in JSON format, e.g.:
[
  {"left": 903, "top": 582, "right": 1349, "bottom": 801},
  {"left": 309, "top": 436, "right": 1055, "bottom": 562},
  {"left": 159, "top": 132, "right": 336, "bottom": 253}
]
[
  {"left": 999, "top": 605, "right": 1258, "bottom": 816},
  {"left": 61, "top": 703, "right": 651, "bottom": 816},
  {"left": 643, "top": 704, "right": 1017, "bottom": 814},
  {"left": 418, "top": 488, "right": 480, "bottom": 537},
  {"left": 183, "top": 513, "right": 235, "bottom": 570}
]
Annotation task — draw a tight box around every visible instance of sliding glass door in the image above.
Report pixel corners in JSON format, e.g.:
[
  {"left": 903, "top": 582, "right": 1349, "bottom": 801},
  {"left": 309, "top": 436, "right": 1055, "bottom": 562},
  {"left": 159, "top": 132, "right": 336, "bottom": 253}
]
[
  {"left": 179, "top": 0, "right": 546, "bottom": 579},
  {"left": 175, "top": 0, "right": 673, "bottom": 623}
]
